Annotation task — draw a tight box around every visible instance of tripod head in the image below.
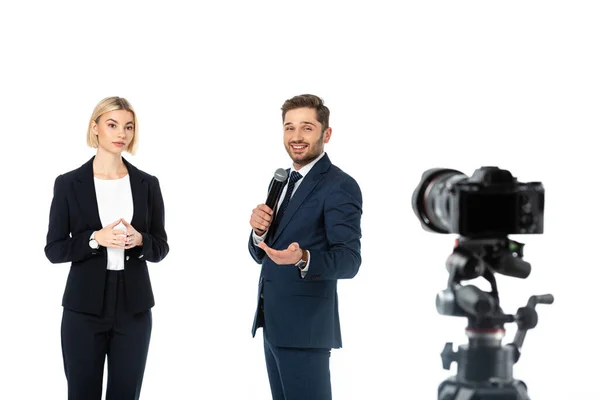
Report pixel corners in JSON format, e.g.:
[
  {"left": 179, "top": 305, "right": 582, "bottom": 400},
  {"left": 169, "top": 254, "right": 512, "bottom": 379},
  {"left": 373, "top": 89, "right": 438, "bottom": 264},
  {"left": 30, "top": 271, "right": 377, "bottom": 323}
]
[{"left": 436, "top": 236, "right": 553, "bottom": 369}]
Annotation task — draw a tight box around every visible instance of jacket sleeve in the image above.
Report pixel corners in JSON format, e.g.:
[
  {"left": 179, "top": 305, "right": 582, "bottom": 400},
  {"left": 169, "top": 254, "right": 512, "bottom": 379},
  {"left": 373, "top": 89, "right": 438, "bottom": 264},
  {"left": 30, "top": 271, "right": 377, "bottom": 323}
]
[
  {"left": 139, "top": 176, "right": 169, "bottom": 263},
  {"left": 44, "top": 175, "right": 100, "bottom": 264},
  {"left": 303, "top": 175, "right": 363, "bottom": 281},
  {"left": 248, "top": 230, "right": 266, "bottom": 264}
]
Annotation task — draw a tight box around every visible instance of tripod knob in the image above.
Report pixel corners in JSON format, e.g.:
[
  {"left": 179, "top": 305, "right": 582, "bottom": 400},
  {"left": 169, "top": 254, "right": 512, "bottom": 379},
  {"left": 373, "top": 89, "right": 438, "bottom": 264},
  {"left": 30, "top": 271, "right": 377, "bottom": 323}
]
[
  {"left": 441, "top": 342, "right": 458, "bottom": 370},
  {"left": 516, "top": 306, "right": 538, "bottom": 330},
  {"left": 508, "top": 293, "right": 554, "bottom": 364}
]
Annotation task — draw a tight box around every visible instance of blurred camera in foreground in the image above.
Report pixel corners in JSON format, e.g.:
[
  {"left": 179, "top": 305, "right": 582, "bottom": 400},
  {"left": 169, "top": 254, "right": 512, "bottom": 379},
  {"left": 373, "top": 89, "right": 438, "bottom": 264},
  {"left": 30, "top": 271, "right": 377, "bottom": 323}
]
[
  {"left": 412, "top": 166, "right": 544, "bottom": 238},
  {"left": 412, "top": 166, "right": 552, "bottom": 400}
]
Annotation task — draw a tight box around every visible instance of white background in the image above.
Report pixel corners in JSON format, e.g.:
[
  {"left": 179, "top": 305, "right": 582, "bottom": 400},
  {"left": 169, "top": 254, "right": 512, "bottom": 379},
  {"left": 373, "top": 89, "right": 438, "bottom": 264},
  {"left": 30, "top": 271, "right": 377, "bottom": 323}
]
[{"left": 1, "top": 1, "right": 598, "bottom": 399}]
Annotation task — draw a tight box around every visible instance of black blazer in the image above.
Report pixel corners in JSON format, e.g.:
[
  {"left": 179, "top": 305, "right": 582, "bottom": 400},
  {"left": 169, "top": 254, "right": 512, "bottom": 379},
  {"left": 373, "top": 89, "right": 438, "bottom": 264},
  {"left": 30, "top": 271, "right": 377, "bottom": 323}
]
[{"left": 45, "top": 156, "right": 169, "bottom": 315}]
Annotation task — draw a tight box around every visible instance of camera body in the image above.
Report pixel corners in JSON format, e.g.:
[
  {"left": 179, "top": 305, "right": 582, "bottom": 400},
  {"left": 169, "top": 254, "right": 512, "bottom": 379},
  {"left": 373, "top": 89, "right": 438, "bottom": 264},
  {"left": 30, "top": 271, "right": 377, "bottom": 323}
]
[{"left": 413, "top": 166, "right": 544, "bottom": 238}]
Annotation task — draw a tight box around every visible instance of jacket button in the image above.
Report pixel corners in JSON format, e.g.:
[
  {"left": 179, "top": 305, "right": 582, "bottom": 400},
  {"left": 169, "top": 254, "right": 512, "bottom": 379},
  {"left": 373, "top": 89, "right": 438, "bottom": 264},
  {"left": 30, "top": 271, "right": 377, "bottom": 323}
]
[{"left": 126, "top": 256, "right": 130, "bottom": 261}]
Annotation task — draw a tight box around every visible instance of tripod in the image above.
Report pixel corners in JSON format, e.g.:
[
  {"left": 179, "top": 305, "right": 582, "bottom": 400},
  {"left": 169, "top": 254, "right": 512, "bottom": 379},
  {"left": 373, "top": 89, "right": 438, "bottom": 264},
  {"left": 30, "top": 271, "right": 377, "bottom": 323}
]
[{"left": 436, "top": 238, "right": 553, "bottom": 400}]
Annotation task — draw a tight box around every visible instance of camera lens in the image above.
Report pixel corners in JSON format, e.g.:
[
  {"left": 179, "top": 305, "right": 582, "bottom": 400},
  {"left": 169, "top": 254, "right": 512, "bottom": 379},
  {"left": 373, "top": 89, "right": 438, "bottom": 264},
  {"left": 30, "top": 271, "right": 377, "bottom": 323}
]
[{"left": 412, "top": 168, "right": 467, "bottom": 234}]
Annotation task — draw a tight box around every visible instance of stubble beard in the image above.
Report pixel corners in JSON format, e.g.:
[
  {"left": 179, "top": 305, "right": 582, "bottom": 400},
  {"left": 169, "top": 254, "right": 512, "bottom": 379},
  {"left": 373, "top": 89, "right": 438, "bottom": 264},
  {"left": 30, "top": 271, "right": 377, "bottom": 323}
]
[{"left": 287, "top": 142, "right": 323, "bottom": 168}]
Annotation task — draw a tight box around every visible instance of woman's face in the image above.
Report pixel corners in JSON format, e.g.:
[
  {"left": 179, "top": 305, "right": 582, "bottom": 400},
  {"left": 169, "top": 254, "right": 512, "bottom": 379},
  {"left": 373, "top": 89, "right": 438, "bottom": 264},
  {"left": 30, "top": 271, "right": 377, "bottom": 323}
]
[{"left": 92, "top": 110, "right": 135, "bottom": 154}]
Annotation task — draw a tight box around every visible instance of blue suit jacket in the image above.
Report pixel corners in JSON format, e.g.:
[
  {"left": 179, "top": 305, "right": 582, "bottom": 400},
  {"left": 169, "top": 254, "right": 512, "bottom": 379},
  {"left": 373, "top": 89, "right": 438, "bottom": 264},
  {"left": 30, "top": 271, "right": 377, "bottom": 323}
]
[{"left": 249, "top": 153, "right": 362, "bottom": 349}]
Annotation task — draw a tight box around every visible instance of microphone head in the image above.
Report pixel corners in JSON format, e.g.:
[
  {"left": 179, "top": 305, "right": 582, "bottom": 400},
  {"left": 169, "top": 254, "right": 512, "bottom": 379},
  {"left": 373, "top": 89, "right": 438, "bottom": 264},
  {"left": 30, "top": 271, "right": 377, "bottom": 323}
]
[{"left": 274, "top": 168, "right": 288, "bottom": 182}]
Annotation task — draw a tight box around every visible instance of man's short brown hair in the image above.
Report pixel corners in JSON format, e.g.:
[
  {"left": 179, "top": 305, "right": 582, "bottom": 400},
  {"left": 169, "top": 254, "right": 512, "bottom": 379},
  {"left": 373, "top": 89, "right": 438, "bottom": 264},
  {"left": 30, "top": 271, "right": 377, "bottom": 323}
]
[{"left": 281, "top": 94, "right": 330, "bottom": 132}]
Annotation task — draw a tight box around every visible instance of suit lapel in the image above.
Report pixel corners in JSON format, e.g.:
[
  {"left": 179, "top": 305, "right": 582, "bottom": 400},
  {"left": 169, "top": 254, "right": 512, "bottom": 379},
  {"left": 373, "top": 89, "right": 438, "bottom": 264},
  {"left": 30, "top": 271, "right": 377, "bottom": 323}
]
[
  {"left": 270, "top": 154, "right": 331, "bottom": 245},
  {"left": 74, "top": 157, "right": 103, "bottom": 230},
  {"left": 123, "top": 158, "right": 148, "bottom": 229}
]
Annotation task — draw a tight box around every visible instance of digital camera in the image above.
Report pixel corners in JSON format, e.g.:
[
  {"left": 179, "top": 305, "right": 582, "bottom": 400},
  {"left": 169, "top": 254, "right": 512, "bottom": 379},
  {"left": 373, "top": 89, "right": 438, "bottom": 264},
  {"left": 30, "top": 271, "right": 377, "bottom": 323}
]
[{"left": 412, "top": 166, "right": 544, "bottom": 238}]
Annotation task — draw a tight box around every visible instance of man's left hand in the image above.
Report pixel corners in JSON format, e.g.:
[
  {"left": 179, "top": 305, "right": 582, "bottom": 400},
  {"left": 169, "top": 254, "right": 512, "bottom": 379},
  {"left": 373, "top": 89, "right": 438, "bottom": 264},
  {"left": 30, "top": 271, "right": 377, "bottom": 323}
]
[{"left": 258, "top": 241, "right": 303, "bottom": 265}]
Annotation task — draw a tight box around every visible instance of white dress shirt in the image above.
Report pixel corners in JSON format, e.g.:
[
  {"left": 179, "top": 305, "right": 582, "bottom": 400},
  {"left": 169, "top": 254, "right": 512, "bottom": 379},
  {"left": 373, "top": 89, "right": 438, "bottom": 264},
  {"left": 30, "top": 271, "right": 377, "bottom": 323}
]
[
  {"left": 253, "top": 152, "right": 326, "bottom": 278},
  {"left": 94, "top": 174, "right": 134, "bottom": 271}
]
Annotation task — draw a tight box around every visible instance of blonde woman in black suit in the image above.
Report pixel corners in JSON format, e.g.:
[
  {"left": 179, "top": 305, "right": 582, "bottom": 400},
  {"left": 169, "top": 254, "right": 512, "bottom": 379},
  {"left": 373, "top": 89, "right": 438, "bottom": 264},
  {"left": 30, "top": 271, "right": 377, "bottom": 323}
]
[{"left": 45, "top": 96, "right": 169, "bottom": 399}]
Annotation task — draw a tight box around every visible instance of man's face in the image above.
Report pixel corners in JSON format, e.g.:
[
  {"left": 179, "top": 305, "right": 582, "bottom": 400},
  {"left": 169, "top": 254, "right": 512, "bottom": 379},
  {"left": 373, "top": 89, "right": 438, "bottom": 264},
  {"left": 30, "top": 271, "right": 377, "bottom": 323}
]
[{"left": 283, "top": 107, "right": 331, "bottom": 169}]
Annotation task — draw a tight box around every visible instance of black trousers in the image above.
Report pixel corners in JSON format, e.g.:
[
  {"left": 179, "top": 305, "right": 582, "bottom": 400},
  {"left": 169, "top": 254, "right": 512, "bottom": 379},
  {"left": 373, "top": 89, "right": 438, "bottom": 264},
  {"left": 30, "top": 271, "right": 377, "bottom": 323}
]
[{"left": 61, "top": 270, "right": 152, "bottom": 400}]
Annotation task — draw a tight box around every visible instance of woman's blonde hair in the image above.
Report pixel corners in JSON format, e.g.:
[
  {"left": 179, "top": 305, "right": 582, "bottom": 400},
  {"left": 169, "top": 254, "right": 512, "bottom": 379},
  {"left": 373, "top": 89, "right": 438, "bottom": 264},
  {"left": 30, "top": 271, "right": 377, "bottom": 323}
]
[{"left": 87, "top": 96, "right": 139, "bottom": 155}]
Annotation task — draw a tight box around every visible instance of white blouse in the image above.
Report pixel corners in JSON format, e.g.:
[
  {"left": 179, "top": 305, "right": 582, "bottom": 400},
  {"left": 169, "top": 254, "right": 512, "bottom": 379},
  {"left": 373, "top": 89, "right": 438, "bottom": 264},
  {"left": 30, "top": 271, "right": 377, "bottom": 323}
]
[{"left": 94, "top": 174, "right": 134, "bottom": 271}]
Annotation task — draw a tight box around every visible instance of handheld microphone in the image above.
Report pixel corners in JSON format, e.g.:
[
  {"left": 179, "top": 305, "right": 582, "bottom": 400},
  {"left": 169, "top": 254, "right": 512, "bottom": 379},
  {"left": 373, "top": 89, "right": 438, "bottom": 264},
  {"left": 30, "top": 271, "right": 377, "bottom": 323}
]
[{"left": 265, "top": 168, "right": 288, "bottom": 212}]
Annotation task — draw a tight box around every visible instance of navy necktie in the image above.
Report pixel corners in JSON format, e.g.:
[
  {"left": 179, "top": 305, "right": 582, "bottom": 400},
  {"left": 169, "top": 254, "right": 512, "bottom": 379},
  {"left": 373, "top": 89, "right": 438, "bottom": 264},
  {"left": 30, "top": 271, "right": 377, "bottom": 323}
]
[{"left": 273, "top": 171, "right": 303, "bottom": 229}]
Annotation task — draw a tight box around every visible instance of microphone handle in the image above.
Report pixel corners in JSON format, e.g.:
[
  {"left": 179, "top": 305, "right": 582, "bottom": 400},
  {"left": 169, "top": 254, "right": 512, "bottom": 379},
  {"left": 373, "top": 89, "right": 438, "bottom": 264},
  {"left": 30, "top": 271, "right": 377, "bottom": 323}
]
[{"left": 265, "top": 179, "right": 285, "bottom": 211}]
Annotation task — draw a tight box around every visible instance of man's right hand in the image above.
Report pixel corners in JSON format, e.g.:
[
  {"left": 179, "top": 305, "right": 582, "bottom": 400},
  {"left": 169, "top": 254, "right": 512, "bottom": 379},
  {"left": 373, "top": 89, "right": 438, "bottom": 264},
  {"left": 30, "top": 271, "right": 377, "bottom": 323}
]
[
  {"left": 250, "top": 204, "right": 274, "bottom": 236},
  {"left": 94, "top": 219, "right": 128, "bottom": 248}
]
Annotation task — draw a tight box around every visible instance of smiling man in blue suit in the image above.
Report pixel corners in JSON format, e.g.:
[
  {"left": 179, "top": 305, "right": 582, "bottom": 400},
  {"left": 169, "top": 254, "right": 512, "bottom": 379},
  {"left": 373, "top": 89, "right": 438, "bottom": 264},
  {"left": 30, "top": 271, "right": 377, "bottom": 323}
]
[{"left": 248, "top": 94, "right": 363, "bottom": 400}]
